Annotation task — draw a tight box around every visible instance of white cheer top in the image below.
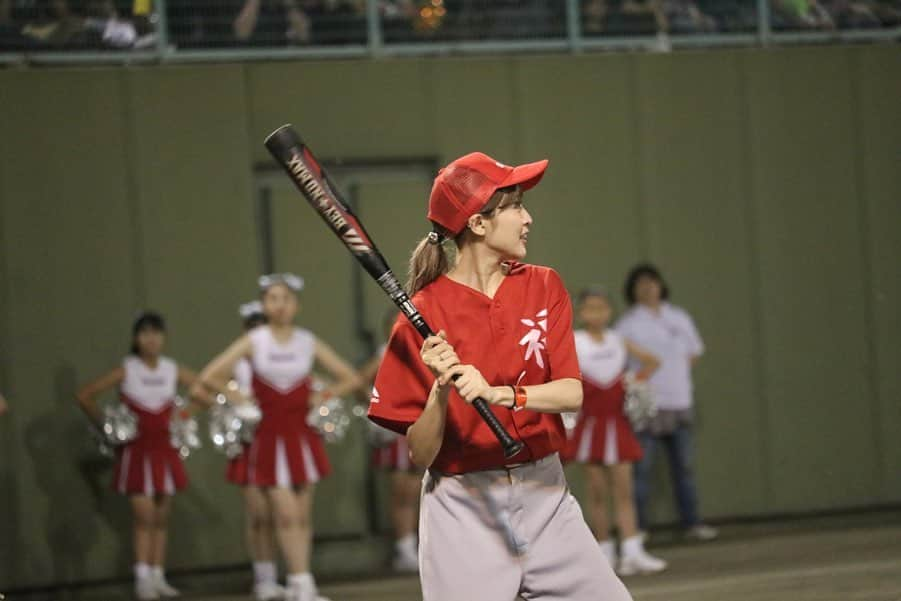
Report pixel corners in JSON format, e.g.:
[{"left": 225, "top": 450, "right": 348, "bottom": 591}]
[
  {"left": 574, "top": 329, "right": 627, "bottom": 387},
  {"left": 248, "top": 326, "right": 315, "bottom": 392},
  {"left": 120, "top": 355, "right": 178, "bottom": 412}
]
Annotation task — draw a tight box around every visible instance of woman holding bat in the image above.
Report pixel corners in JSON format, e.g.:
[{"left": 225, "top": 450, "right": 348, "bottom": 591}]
[
  {"left": 192, "top": 274, "right": 360, "bottom": 601},
  {"left": 367, "top": 153, "right": 633, "bottom": 601}
]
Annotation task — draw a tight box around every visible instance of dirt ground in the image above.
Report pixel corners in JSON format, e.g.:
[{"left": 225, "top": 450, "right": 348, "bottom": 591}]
[{"left": 7, "top": 511, "right": 901, "bottom": 601}]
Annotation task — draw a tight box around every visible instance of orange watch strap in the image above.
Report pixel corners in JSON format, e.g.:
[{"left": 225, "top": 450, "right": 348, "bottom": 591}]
[{"left": 514, "top": 386, "right": 527, "bottom": 410}]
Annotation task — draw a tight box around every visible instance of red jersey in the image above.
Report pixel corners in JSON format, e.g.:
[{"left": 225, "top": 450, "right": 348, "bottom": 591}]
[{"left": 368, "top": 263, "right": 581, "bottom": 474}]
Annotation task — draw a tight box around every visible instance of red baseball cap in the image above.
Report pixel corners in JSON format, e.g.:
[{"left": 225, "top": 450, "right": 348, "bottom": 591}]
[{"left": 428, "top": 152, "right": 549, "bottom": 236}]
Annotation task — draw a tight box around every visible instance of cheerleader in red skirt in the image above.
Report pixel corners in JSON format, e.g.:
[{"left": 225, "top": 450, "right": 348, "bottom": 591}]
[
  {"left": 358, "top": 311, "right": 422, "bottom": 573},
  {"left": 76, "top": 312, "right": 203, "bottom": 600},
  {"left": 564, "top": 288, "right": 667, "bottom": 576},
  {"left": 229, "top": 301, "right": 286, "bottom": 601},
  {"left": 193, "top": 274, "right": 361, "bottom": 601}
]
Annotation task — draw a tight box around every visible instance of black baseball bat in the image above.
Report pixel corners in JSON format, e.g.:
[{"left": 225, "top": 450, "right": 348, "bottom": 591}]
[{"left": 264, "top": 124, "right": 524, "bottom": 459}]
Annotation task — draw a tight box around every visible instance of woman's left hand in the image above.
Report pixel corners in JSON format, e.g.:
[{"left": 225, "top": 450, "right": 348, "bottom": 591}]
[{"left": 442, "top": 365, "right": 502, "bottom": 405}]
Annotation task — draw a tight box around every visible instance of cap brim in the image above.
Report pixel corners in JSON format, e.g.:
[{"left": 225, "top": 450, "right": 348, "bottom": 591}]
[{"left": 499, "top": 159, "right": 549, "bottom": 191}]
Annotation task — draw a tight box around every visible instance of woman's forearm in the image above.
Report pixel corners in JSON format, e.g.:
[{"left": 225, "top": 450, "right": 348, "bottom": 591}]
[
  {"left": 496, "top": 378, "right": 582, "bottom": 413},
  {"left": 406, "top": 381, "right": 450, "bottom": 468}
]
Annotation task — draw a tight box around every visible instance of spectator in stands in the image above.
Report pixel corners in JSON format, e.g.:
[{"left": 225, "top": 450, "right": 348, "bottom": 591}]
[
  {"left": 615, "top": 263, "right": 718, "bottom": 542},
  {"left": 697, "top": 0, "right": 757, "bottom": 32},
  {"left": 662, "top": 0, "right": 716, "bottom": 33},
  {"left": 18, "top": 0, "right": 88, "bottom": 46},
  {"left": 82, "top": 0, "right": 139, "bottom": 47},
  {"left": 583, "top": 0, "right": 663, "bottom": 36},
  {"left": 232, "top": 0, "right": 312, "bottom": 44},
  {"left": 583, "top": 1, "right": 715, "bottom": 49},
  {"left": 4, "top": 0, "right": 142, "bottom": 48},
  {"left": 582, "top": 0, "right": 608, "bottom": 34},
  {"left": 873, "top": 0, "right": 901, "bottom": 24},
  {"left": 223, "top": 0, "right": 363, "bottom": 46},
  {"left": 771, "top": 0, "right": 835, "bottom": 29},
  {"left": 446, "top": 0, "right": 561, "bottom": 40},
  {"left": 380, "top": 0, "right": 418, "bottom": 42}
]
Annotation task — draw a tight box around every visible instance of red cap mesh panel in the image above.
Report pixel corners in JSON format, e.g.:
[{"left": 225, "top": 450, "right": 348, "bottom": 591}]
[{"left": 443, "top": 164, "right": 496, "bottom": 209}]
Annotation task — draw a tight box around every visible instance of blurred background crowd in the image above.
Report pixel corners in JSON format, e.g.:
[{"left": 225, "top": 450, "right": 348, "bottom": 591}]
[{"left": 1, "top": 0, "right": 900, "bottom": 52}]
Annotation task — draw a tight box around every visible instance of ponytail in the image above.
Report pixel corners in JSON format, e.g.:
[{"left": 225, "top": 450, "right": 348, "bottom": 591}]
[
  {"left": 406, "top": 229, "right": 450, "bottom": 296},
  {"left": 406, "top": 185, "right": 521, "bottom": 296}
]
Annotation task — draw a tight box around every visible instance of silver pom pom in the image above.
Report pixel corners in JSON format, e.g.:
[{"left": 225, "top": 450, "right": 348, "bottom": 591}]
[
  {"left": 623, "top": 373, "right": 658, "bottom": 430},
  {"left": 169, "top": 395, "right": 202, "bottom": 459},
  {"left": 208, "top": 394, "right": 259, "bottom": 458}
]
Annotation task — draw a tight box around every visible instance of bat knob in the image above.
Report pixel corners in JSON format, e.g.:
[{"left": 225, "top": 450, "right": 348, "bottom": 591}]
[{"left": 502, "top": 440, "right": 525, "bottom": 459}]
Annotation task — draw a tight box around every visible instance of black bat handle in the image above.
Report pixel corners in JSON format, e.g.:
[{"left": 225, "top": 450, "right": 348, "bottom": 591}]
[{"left": 407, "top": 311, "right": 525, "bottom": 459}]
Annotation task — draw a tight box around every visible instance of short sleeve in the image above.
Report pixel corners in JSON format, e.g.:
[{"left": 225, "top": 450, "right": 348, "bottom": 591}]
[
  {"left": 367, "top": 317, "right": 432, "bottom": 435},
  {"left": 681, "top": 309, "right": 705, "bottom": 356},
  {"left": 545, "top": 269, "right": 581, "bottom": 381}
]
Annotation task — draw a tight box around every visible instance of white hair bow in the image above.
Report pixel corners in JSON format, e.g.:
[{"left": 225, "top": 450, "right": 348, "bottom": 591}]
[
  {"left": 258, "top": 273, "right": 305, "bottom": 292},
  {"left": 238, "top": 300, "right": 263, "bottom": 318}
]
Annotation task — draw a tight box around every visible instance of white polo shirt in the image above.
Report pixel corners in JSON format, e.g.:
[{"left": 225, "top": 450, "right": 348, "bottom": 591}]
[{"left": 615, "top": 302, "right": 704, "bottom": 411}]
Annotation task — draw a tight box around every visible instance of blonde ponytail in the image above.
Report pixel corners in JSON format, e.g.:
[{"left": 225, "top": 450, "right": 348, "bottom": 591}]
[{"left": 407, "top": 230, "right": 450, "bottom": 296}]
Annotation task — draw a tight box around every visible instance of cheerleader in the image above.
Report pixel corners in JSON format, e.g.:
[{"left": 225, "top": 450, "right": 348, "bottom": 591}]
[
  {"left": 76, "top": 312, "right": 204, "bottom": 600},
  {"left": 230, "top": 301, "right": 284, "bottom": 601},
  {"left": 193, "top": 274, "right": 361, "bottom": 601},
  {"left": 564, "top": 287, "right": 667, "bottom": 575},
  {"left": 358, "top": 311, "right": 421, "bottom": 572}
]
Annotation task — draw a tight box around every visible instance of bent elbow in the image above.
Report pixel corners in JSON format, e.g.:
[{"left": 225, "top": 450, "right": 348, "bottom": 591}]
[
  {"left": 408, "top": 444, "right": 435, "bottom": 470},
  {"left": 408, "top": 450, "right": 430, "bottom": 470},
  {"left": 406, "top": 430, "right": 437, "bottom": 469}
]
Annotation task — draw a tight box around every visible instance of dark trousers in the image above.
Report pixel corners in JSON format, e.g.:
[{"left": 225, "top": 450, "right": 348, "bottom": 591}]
[{"left": 634, "top": 425, "right": 701, "bottom": 529}]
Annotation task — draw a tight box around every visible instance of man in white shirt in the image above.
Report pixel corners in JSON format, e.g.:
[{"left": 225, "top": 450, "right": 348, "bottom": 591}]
[{"left": 616, "top": 263, "right": 717, "bottom": 541}]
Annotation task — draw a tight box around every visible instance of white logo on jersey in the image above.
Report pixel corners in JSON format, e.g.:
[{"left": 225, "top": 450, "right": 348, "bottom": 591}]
[
  {"left": 519, "top": 308, "right": 548, "bottom": 369},
  {"left": 370, "top": 386, "right": 380, "bottom": 404}
]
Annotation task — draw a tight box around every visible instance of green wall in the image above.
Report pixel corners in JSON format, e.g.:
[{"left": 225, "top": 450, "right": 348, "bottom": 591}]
[{"left": 0, "top": 44, "right": 899, "bottom": 590}]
